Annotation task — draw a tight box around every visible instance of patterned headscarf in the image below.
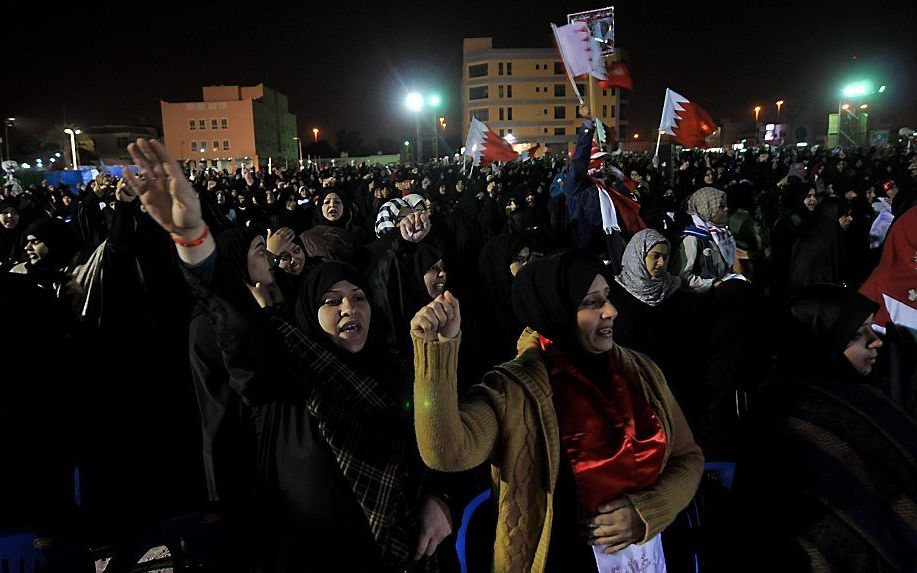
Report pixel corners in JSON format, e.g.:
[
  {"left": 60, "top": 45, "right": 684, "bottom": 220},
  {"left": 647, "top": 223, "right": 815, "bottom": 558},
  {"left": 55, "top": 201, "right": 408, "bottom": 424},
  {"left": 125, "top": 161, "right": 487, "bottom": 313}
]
[
  {"left": 615, "top": 229, "right": 681, "bottom": 306},
  {"left": 686, "top": 187, "right": 726, "bottom": 222},
  {"left": 374, "top": 198, "right": 409, "bottom": 238}
]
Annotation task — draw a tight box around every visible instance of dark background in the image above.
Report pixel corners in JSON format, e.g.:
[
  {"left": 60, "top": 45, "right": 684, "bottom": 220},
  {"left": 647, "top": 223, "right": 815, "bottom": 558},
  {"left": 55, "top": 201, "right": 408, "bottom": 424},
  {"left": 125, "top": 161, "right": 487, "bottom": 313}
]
[{"left": 3, "top": 0, "right": 915, "bottom": 152}]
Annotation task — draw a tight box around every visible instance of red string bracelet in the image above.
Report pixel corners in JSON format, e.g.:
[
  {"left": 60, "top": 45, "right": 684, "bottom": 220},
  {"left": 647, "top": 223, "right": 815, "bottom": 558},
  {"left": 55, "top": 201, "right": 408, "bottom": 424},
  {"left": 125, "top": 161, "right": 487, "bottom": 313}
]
[{"left": 171, "top": 226, "right": 210, "bottom": 247}]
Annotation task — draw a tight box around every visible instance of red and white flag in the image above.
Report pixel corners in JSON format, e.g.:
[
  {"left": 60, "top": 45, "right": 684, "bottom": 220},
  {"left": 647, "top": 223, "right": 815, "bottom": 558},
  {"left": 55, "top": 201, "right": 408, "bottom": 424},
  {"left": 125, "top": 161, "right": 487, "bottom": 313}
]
[
  {"left": 658, "top": 88, "right": 717, "bottom": 148},
  {"left": 464, "top": 117, "right": 518, "bottom": 166},
  {"left": 598, "top": 60, "right": 633, "bottom": 91},
  {"left": 552, "top": 21, "right": 607, "bottom": 81}
]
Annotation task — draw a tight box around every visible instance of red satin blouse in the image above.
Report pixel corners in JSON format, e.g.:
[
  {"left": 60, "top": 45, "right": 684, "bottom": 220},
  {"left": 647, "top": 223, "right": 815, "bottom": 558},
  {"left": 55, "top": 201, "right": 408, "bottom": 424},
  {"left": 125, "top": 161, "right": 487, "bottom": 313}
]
[{"left": 541, "top": 337, "right": 667, "bottom": 516}]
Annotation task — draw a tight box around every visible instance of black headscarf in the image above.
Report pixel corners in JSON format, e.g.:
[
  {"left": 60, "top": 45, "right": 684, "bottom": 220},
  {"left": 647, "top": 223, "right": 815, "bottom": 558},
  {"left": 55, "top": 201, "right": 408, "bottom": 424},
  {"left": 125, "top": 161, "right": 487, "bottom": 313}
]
[
  {"left": 312, "top": 188, "right": 351, "bottom": 228},
  {"left": 295, "top": 261, "right": 370, "bottom": 338},
  {"left": 409, "top": 243, "right": 443, "bottom": 303},
  {"left": 206, "top": 227, "right": 263, "bottom": 318},
  {"left": 478, "top": 234, "right": 526, "bottom": 306},
  {"left": 781, "top": 283, "right": 878, "bottom": 379},
  {"left": 23, "top": 218, "right": 78, "bottom": 269},
  {"left": 511, "top": 249, "right": 607, "bottom": 343}
]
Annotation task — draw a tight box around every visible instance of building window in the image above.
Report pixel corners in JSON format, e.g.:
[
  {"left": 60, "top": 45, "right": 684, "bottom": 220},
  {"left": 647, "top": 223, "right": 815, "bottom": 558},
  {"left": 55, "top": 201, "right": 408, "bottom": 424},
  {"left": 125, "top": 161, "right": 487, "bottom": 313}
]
[
  {"left": 506, "top": 62, "right": 512, "bottom": 75},
  {"left": 554, "top": 61, "right": 565, "bottom": 74},
  {"left": 603, "top": 90, "right": 608, "bottom": 97},
  {"left": 198, "top": 119, "right": 206, "bottom": 130},
  {"left": 535, "top": 64, "right": 540, "bottom": 70},
  {"left": 469, "top": 86, "right": 488, "bottom": 100},
  {"left": 221, "top": 118, "right": 228, "bottom": 129},
  {"left": 499, "top": 108, "right": 504, "bottom": 121},
  {"left": 223, "top": 140, "right": 230, "bottom": 151},
  {"left": 576, "top": 106, "right": 583, "bottom": 119},
  {"left": 499, "top": 129, "right": 504, "bottom": 136},
  {"left": 498, "top": 85, "right": 504, "bottom": 98},
  {"left": 619, "top": 104, "right": 627, "bottom": 121},
  {"left": 554, "top": 84, "right": 565, "bottom": 97},
  {"left": 576, "top": 83, "right": 586, "bottom": 95},
  {"left": 212, "top": 140, "right": 219, "bottom": 151},
  {"left": 470, "top": 109, "right": 489, "bottom": 122},
  {"left": 506, "top": 85, "right": 512, "bottom": 98},
  {"left": 468, "top": 63, "right": 488, "bottom": 78},
  {"left": 602, "top": 105, "right": 608, "bottom": 117},
  {"left": 544, "top": 108, "right": 548, "bottom": 115},
  {"left": 507, "top": 107, "right": 513, "bottom": 120},
  {"left": 535, "top": 86, "right": 540, "bottom": 93},
  {"left": 507, "top": 128, "right": 513, "bottom": 134},
  {"left": 498, "top": 62, "right": 504, "bottom": 76},
  {"left": 554, "top": 128, "right": 566, "bottom": 135},
  {"left": 191, "top": 141, "right": 197, "bottom": 152},
  {"left": 612, "top": 88, "right": 617, "bottom": 96},
  {"left": 211, "top": 118, "right": 219, "bottom": 130},
  {"left": 554, "top": 106, "right": 566, "bottom": 119},
  {"left": 189, "top": 120, "right": 196, "bottom": 131},
  {"left": 611, "top": 105, "right": 616, "bottom": 118},
  {"left": 544, "top": 128, "right": 548, "bottom": 133}
]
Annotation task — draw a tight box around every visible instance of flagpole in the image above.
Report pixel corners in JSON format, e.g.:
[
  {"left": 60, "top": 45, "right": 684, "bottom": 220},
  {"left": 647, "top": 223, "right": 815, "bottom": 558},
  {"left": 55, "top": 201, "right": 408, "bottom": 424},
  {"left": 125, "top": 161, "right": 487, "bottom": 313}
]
[
  {"left": 654, "top": 130, "right": 663, "bottom": 158},
  {"left": 551, "top": 23, "right": 585, "bottom": 105},
  {"left": 654, "top": 88, "right": 668, "bottom": 158}
]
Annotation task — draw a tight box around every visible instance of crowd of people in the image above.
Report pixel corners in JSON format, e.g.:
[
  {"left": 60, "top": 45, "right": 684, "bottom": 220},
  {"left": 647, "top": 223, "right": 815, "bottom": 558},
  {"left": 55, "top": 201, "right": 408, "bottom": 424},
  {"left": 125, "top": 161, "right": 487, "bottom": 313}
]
[{"left": 1, "top": 107, "right": 916, "bottom": 572}]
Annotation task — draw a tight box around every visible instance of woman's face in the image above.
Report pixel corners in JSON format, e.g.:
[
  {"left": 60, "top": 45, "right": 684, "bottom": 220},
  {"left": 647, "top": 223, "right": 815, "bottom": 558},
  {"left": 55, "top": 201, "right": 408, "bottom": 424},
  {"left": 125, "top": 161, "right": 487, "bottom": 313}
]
[
  {"left": 843, "top": 315, "right": 882, "bottom": 375},
  {"left": 24, "top": 235, "right": 48, "bottom": 264},
  {"left": 576, "top": 274, "right": 618, "bottom": 354},
  {"left": 803, "top": 189, "right": 819, "bottom": 211},
  {"left": 247, "top": 236, "right": 274, "bottom": 286},
  {"left": 711, "top": 199, "right": 729, "bottom": 225},
  {"left": 321, "top": 193, "right": 343, "bottom": 221},
  {"left": 0, "top": 207, "right": 19, "bottom": 230},
  {"left": 278, "top": 242, "right": 306, "bottom": 276},
  {"left": 703, "top": 170, "right": 715, "bottom": 185},
  {"left": 317, "top": 280, "right": 371, "bottom": 353},
  {"left": 509, "top": 247, "right": 531, "bottom": 277},
  {"left": 644, "top": 243, "right": 670, "bottom": 278},
  {"left": 423, "top": 259, "right": 447, "bottom": 299}
]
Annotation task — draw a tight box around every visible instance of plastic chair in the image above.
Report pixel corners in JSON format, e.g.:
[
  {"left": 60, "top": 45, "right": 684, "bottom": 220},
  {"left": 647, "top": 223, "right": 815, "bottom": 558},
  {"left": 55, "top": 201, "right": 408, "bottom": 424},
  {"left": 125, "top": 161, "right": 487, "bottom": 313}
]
[
  {"left": 455, "top": 489, "right": 493, "bottom": 573},
  {"left": 703, "top": 461, "right": 736, "bottom": 490},
  {"left": 0, "top": 528, "right": 94, "bottom": 573}
]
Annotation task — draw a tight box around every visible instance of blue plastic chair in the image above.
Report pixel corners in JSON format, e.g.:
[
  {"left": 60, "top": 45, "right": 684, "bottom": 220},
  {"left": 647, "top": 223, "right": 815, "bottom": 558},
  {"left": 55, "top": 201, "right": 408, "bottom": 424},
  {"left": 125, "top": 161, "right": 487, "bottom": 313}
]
[
  {"left": 455, "top": 489, "right": 492, "bottom": 573},
  {"left": 0, "top": 528, "right": 94, "bottom": 573},
  {"left": 703, "top": 461, "right": 736, "bottom": 490}
]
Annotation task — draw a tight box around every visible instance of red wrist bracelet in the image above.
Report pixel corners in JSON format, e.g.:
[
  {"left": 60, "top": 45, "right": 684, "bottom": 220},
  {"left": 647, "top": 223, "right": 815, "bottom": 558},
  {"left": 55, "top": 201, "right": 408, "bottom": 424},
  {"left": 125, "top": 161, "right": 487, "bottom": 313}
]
[{"left": 171, "top": 226, "right": 210, "bottom": 247}]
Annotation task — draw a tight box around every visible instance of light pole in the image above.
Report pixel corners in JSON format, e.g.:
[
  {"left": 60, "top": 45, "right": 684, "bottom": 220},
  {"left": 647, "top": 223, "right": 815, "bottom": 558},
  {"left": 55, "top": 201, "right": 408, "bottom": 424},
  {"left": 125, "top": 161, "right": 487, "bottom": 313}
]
[
  {"left": 294, "top": 136, "right": 303, "bottom": 165},
  {"left": 427, "top": 94, "right": 441, "bottom": 160},
  {"left": 64, "top": 128, "right": 81, "bottom": 170},
  {"left": 406, "top": 92, "right": 424, "bottom": 162},
  {"left": 3, "top": 118, "right": 14, "bottom": 163},
  {"left": 776, "top": 100, "right": 784, "bottom": 122},
  {"left": 312, "top": 128, "right": 319, "bottom": 143}
]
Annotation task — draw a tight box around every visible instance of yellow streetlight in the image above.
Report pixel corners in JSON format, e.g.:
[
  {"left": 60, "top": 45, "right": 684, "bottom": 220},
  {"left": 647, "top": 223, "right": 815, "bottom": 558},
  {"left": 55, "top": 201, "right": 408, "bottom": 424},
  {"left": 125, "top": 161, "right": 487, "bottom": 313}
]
[
  {"left": 841, "top": 104, "right": 850, "bottom": 111},
  {"left": 312, "top": 128, "right": 319, "bottom": 143},
  {"left": 633, "top": 133, "right": 640, "bottom": 139},
  {"left": 776, "top": 99, "right": 784, "bottom": 121},
  {"left": 859, "top": 104, "right": 868, "bottom": 110},
  {"left": 753, "top": 106, "right": 761, "bottom": 123}
]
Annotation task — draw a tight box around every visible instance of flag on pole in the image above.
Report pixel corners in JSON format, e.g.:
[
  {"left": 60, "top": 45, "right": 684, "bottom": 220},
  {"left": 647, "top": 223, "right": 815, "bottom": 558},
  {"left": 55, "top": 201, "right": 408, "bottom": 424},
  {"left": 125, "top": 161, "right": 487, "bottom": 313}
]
[
  {"left": 552, "top": 21, "right": 607, "bottom": 80},
  {"left": 464, "top": 117, "right": 519, "bottom": 165},
  {"left": 598, "top": 60, "right": 633, "bottom": 91},
  {"left": 596, "top": 118, "right": 607, "bottom": 145},
  {"left": 658, "top": 88, "right": 717, "bottom": 148}
]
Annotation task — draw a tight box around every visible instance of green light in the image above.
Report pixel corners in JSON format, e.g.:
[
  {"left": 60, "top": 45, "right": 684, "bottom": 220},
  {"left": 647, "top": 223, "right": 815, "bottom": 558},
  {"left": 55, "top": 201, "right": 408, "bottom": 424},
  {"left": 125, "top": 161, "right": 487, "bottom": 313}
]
[
  {"left": 428, "top": 94, "right": 442, "bottom": 107},
  {"left": 404, "top": 140, "right": 410, "bottom": 146},
  {"left": 878, "top": 85, "right": 886, "bottom": 93},
  {"left": 841, "top": 81, "right": 873, "bottom": 98}
]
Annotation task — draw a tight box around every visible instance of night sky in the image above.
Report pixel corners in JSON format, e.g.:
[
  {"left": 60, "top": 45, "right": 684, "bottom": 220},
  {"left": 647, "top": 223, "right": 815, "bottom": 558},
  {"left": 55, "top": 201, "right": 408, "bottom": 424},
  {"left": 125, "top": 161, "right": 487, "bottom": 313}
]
[{"left": 4, "top": 1, "right": 915, "bottom": 150}]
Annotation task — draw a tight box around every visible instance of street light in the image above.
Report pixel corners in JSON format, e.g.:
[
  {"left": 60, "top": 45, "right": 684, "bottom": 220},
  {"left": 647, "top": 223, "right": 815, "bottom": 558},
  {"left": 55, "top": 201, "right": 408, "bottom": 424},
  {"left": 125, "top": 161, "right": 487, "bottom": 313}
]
[
  {"left": 63, "top": 128, "right": 81, "bottom": 170},
  {"left": 841, "top": 81, "right": 873, "bottom": 98},
  {"left": 406, "top": 92, "right": 424, "bottom": 162},
  {"left": 3, "top": 118, "right": 15, "bottom": 163},
  {"left": 753, "top": 106, "right": 761, "bottom": 123},
  {"left": 633, "top": 133, "right": 640, "bottom": 140},
  {"left": 859, "top": 104, "right": 868, "bottom": 110},
  {"left": 293, "top": 136, "right": 303, "bottom": 164},
  {"left": 312, "top": 128, "right": 319, "bottom": 143},
  {"left": 776, "top": 100, "right": 785, "bottom": 121}
]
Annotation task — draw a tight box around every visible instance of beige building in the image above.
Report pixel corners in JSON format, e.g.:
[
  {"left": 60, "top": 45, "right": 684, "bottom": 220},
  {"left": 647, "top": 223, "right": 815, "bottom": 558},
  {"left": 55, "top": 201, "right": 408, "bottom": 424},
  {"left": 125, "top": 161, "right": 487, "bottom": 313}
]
[
  {"left": 462, "top": 37, "right": 628, "bottom": 155},
  {"left": 160, "top": 84, "right": 298, "bottom": 170}
]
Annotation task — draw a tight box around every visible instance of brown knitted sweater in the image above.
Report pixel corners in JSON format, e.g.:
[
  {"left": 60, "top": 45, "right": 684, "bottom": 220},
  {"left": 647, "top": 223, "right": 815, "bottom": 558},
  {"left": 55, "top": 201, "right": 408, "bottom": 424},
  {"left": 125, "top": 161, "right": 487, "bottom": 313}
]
[{"left": 413, "top": 330, "right": 703, "bottom": 572}]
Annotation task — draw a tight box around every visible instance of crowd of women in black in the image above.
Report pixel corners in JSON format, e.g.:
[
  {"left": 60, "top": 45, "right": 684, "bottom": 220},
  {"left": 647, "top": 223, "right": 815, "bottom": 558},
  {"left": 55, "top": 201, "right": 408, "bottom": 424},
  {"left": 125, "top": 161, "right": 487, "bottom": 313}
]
[{"left": 1, "top": 121, "right": 915, "bottom": 572}]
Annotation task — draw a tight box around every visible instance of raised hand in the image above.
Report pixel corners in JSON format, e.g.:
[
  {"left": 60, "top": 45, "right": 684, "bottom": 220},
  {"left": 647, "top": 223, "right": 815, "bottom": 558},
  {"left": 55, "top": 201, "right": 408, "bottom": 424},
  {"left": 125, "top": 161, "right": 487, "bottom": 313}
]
[
  {"left": 266, "top": 227, "right": 296, "bottom": 255},
  {"left": 124, "top": 139, "right": 203, "bottom": 240},
  {"left": 410, "top": 291, "right": 461, "bottom": 341},
  {"left": 399, "top": 211, "right": 432, "bottom": 243}
]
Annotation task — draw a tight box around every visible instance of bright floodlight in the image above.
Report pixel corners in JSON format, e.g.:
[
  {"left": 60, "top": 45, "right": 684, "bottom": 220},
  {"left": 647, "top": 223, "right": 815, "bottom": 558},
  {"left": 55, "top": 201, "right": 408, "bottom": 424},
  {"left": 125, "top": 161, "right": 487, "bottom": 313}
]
[
  {"left": 406, "top": 92, "right": 424, "bottom": 112},
  {"left": 404, "top": 140, "right": 410, "bottom": 146},
  {"left": 841, "top": 81, "right": 872, "bottom": 98},
  {"left": 428, "top": 94, "right": 442, "bottom": 107},
  {"left": 878, "top": 85, "right": 886, "bottom": 93}
]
